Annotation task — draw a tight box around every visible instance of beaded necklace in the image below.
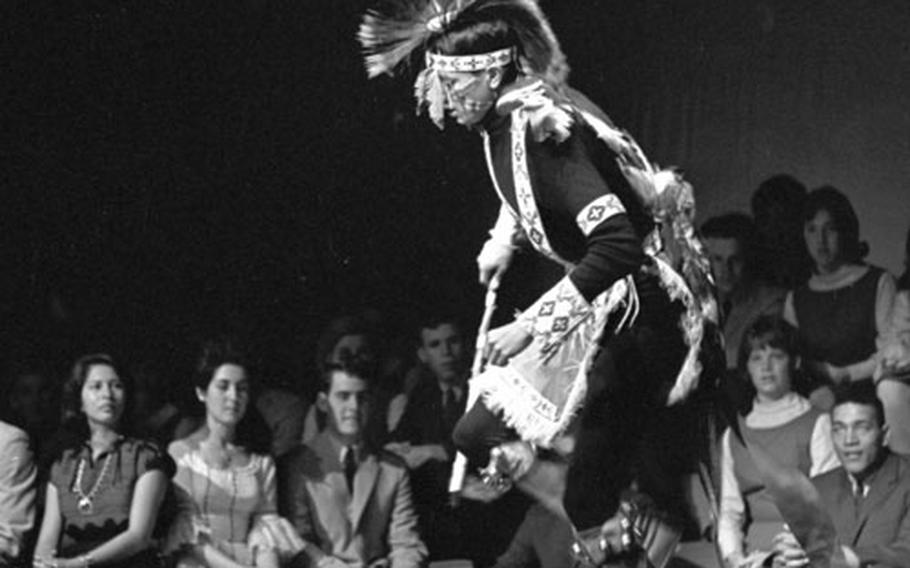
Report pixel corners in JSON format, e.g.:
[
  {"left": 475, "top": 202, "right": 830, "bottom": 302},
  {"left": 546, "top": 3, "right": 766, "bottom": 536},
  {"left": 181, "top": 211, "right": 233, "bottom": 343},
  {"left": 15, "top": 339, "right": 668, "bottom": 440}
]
[{"left": 73, "top": 452, "right": 114, "bottom": 515}]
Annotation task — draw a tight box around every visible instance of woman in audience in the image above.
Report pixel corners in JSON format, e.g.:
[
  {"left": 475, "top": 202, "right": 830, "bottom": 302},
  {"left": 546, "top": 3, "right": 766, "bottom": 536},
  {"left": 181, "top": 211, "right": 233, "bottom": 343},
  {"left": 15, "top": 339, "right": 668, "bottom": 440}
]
[
  {"left": 33, "top": 353, "right": 173, "bottom": 568},
  {"left": 876, "top": 227, "right": 910, "bottom": 452},
  {"left": 783, "top": 186, "right": 897, "bottom": 408},
  {"left": 717, "top": 316, "right": 838, "bottom": 568},
  {"left": 166, "top": 339, "right": 301, "bottom": 568},
  {"left": 2, "top": 361, "right": 59, "bottom": 465}
]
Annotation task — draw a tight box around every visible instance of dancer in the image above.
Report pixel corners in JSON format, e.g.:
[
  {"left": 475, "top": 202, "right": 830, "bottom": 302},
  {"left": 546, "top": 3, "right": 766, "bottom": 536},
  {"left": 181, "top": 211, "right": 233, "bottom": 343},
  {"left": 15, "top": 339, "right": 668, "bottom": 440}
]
[{"left": 358, "top": 1, "right": 720, "bottom": 565}]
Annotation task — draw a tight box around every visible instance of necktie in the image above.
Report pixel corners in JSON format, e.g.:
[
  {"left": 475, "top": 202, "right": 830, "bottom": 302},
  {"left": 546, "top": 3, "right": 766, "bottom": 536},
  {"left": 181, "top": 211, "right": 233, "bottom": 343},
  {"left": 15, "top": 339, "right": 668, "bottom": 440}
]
[
  {"left": 442, "top": 388, "right": 459, "bottom": 432},
  {"left": 343, "top": 446, "right": 357, "bottom": 493}
]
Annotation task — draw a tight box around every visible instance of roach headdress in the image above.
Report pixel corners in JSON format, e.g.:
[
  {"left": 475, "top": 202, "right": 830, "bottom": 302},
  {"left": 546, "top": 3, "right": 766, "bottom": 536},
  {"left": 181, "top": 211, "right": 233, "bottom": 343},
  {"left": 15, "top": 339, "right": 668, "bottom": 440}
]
[{"left": 358, "top": 0, "right": 569, "bottom": 128}]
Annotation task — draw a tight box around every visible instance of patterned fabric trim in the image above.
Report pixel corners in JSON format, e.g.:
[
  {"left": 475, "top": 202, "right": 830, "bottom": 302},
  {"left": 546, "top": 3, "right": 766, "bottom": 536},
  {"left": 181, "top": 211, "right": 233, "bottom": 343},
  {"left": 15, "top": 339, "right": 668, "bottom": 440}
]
[
  {"left": 426, "top": 47, "right": 514, "bottom": 73},
  {"left": 576, "top": 193, "right": 626, "bottom": 237},
  {"left": 472, "top": 275, "right": 638, "bottom": 446},
  {"left": 517, "top": 276, "right": 593, "bottom": 354}
]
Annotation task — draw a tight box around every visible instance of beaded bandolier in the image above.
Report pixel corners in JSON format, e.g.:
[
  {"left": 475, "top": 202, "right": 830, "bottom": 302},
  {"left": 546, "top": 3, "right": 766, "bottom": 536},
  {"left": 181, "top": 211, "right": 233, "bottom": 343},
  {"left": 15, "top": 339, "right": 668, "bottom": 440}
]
[{"left": 358, "top": 1, "right": 721, "bottom": 565}]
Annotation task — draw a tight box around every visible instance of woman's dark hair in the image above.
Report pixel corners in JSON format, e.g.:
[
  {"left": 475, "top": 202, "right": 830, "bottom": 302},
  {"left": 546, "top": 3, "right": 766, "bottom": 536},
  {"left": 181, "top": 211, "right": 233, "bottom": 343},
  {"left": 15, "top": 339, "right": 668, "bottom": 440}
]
[
  {"left": 59, "top": 353, "right": 134, "bottom": 445},
  {"left": 734, "top": 316, "right": 802, "bottom": 411},
  {"left": 193, "top": 338, "right": 251, "bottom": 392},
  {"left": 736, "top": 316, "right": 800, "bottom": 372},
  {"left": 804, "top": 186, "right": 868, "bottom": 264},
  {"left": 193, "top": 337, "right": 270, "bottom": 454}
]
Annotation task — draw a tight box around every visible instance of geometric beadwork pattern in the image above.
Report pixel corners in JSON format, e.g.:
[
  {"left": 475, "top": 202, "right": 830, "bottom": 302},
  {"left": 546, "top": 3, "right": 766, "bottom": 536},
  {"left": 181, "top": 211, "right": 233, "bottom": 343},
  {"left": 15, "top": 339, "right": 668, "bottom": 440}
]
[
  {"left": 576, "top": 193, "right": 626, "bottom": 236},
  {"left": 427, "top": 47, "right": 514, "bottom": 73},
  {"left": 518, "top": 276, "right": 593, "bottom": 352},
  {"left": 508, "top": 110, "right": 563, "bottom": 265}
]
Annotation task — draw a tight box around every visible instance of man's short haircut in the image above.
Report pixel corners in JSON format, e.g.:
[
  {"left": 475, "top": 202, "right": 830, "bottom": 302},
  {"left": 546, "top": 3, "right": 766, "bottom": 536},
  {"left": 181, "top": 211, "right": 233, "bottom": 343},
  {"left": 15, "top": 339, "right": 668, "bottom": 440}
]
[
  {"left": 415, "top": 312, "right": 464, "bottom": 345},
  {"left": 832, "top": 381, "right": 885, "bottom": 427},
  {"left": 700, "top": 212, "right": 756, "bottom": 246},
  {"left": 320, "top": 358, "right": 375, "bottom": 394}
]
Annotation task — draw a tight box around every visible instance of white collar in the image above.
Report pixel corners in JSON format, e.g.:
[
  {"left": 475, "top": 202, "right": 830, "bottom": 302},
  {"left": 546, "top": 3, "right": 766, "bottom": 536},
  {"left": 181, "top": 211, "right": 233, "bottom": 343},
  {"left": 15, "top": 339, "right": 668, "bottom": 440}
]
[{"left": 745, "top": 392, "right": 811, "bottom": 429}]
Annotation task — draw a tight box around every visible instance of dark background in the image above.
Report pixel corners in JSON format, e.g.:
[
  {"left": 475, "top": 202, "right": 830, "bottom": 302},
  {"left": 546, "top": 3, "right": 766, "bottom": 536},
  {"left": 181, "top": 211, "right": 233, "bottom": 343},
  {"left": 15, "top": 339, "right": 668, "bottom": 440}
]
[{"left": 2, "top": 0, "right": 908, "bottom": 385}]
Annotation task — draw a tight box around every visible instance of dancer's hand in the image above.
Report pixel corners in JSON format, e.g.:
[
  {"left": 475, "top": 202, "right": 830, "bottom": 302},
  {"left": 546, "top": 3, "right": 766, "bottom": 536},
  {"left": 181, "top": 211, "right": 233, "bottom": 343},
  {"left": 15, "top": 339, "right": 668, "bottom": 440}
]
[
  {"left": 460, "top": 474, "right": 508, "bottom": 503},
  {"left": 770, "top": 528, "right": 809, "bottom": 568},
  {"left": 477, "top": 241, "right": 513, "bottom": 286},
  {"left": 484, "top": 321, "right": 533, "bottom": 365}
]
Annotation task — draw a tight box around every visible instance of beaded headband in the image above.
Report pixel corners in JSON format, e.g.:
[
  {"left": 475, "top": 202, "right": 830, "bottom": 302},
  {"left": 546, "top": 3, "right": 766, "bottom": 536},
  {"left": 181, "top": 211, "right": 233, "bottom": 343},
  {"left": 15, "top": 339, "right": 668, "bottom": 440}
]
[{"left": 426, "top": 47, "right": 515, "bottom": 73}]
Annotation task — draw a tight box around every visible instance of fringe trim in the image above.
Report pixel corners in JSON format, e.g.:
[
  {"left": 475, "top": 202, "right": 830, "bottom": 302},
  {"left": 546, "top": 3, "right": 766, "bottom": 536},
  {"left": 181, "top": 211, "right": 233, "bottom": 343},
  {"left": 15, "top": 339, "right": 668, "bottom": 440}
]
[
  {"left": 473, "top": 276, "right": 636, "bottom": 446},
  {"left": 650, "top": 255, "right": 709, "bottom": 405}
]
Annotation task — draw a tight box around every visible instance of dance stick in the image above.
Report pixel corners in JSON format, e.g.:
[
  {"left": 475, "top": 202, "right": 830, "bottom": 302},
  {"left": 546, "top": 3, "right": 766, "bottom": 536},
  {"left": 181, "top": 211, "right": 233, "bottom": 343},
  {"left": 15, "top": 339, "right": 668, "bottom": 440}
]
[{"left": 447, "top": 269, "right": 504, "bottom": 497}]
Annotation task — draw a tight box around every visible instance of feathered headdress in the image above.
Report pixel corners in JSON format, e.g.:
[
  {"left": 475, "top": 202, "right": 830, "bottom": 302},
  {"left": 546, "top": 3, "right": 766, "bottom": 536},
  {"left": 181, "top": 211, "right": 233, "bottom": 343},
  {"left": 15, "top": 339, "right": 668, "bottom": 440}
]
[{"left": 358, "top": 0, "right": 569, "bottom": 128}]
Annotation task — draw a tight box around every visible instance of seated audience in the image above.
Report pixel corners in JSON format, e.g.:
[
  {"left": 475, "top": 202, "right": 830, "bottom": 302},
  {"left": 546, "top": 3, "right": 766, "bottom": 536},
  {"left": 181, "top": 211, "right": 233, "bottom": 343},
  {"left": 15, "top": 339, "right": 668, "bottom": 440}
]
[
  {"left": 166, "top": 339, "right": 302, "bottom": 568},
  {"left": 770, "top": 382, "right": 910, "bottom": 568},
  {"left": 0, "top": 419, "right": 36, "bottom": 565},
  {"left": 875, "top": 286, "right": 910, "bottom": 454},
  {"left": 783, "top": 186, "right": 897, "bottom": 408},
  {"left": 388, "top": 314, "right": 528, "bottom": 566},
  {"left": 701, "top": 213, "right": 785, "bottom": 371},
  {"left": 130, "top": 359, "right": 183, "bottom": 446},
  {"left": 386, "top": 315, "right": 468, "bottom": 561},
  {"left": 33, "top": 354, "right": 173, "bottom": 568},
  {"left": 2, "top": 362, "right": 58, "bottom": 465},
  {"left": 279, "top": 359, "right": 427, "bottom": 568},
  {"left": 750, "top": 175, "right": 809, "bottom": 289},
  {"left": 718, "top": 317, "right": 838, "bottom": 568},
  {"left": 255, "top": 377, "right": 308, "bottom": 459}
]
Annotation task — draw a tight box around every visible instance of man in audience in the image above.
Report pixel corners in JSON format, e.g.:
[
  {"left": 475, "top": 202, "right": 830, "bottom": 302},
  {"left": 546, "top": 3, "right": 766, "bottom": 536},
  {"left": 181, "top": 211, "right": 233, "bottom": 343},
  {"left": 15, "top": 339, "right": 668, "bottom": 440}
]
[
  {"left": 701, "top": 213, "right": 786, "bottom": 372},
  {"left": 279, "top": 360, "right": 427, "bottom": 568},
  {"left": 0, "top": 419, "right": 36, "bottom": 565},
  {"left": 770, "top": 382, "right": 910, "bottom": 567},
  {"left": 388, "top": 315, "right": 469, "bottom": 473},
  {"left": 302, "top": 313, "right": 389, "bottom": 444},
  {"left": 386, "top": 315, "right": 470, "bottom": 560},
  {"left": 387, "top": 314, "right": 529, "bottom": 565}
]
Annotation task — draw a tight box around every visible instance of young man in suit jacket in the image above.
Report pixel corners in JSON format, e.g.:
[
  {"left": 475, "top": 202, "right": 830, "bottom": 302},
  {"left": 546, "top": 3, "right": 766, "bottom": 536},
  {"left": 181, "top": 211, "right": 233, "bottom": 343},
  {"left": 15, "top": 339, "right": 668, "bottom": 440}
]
[
  {"left": 279, "top": 361, "right": 427, "bottom": 568},
  {"left": 771, "top": 382, "right": 910, "bottom": 568}
]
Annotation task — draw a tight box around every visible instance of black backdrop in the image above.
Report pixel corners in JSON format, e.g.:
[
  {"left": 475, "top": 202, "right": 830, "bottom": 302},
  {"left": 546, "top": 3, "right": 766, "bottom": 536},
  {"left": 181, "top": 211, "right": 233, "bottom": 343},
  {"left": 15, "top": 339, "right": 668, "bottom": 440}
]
[{"left": 2, "top": 0, "right": 909, "bottom": 382}]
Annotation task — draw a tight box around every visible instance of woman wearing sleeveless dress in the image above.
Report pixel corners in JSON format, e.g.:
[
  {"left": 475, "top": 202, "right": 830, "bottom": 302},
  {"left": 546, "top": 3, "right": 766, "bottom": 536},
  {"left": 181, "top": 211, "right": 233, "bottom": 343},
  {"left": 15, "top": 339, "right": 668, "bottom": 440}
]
[
  {"left": 717, "top": 317, "right": 839, "bottom": 568},
  {"left": 783, "top": 186, "right": 897, "bottom": 409}
]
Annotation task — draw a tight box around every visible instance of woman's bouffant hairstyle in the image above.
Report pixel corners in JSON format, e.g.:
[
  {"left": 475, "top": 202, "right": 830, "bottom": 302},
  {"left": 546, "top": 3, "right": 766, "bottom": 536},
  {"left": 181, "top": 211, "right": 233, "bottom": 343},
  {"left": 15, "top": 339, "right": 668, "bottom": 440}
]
[
  {"left": 736, "top": 316, "right": 800, "bottom": 373},
  {"left": 193, "top": 337, "right": 252, "bottom": 392},
  {"left": 193, "top": 337, "right": 270, "bottom": 454},
  {"left": 804, "top": 186, "right": 869, "bottom": 265},
  {"left": 735, "top": 316, "right": 803, "bottom": 413},
  {"left": 59, "top": 353, "right": 133, "bottom": 446}
]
